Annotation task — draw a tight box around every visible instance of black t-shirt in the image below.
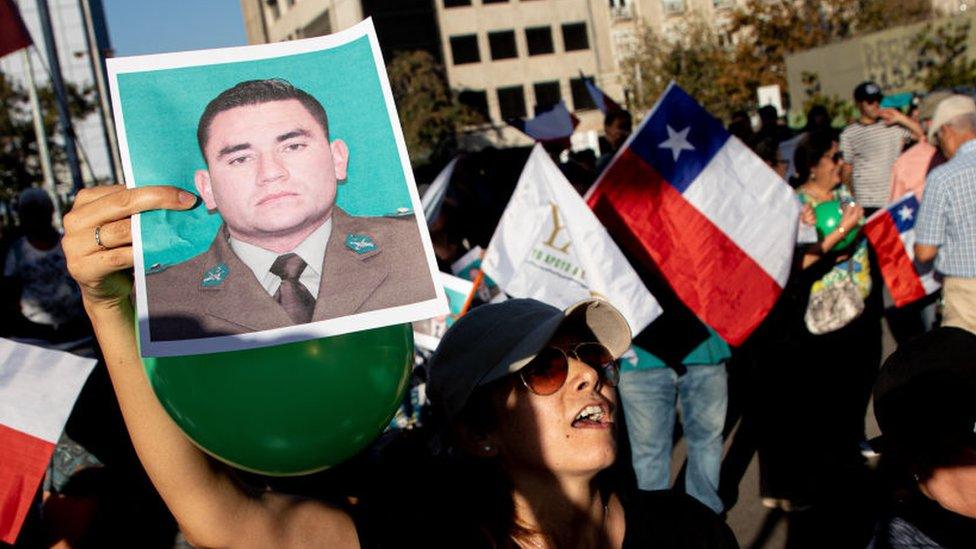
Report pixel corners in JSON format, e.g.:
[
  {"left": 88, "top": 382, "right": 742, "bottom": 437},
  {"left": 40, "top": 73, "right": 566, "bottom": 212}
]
[{"left": 351, "top": 487, "right": 737, "bottom": 548}]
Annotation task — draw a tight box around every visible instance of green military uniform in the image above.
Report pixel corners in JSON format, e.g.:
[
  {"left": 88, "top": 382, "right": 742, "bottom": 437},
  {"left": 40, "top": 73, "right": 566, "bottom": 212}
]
[{"left": 146, "top": 208, "right": 436, "bottom": 342}]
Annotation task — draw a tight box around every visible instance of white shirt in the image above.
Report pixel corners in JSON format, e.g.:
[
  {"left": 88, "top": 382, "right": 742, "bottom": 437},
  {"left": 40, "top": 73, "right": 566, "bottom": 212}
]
[{"left": 229, "top": 219, "right": 332, "bottom": 299}]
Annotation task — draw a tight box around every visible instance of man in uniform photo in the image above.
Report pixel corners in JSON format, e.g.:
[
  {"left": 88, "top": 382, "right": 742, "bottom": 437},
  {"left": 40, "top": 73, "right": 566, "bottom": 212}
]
[{"left": 146, "top": 79, "right": 436, "bottom": 341}]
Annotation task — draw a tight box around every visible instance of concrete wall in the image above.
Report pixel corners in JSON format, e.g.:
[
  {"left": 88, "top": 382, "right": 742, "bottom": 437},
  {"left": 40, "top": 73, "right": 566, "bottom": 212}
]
[{"left": 785, "top": 12, "right": 976, "bottom": 110}]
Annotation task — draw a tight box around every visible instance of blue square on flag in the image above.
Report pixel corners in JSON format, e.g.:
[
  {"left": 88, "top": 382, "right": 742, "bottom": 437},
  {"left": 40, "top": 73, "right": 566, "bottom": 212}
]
[
  {"left": 890, "top": 195, "right": 920, "bottom": 233},
  {"left": 629, "top": 85, "right": 730, "bottom": 193}
]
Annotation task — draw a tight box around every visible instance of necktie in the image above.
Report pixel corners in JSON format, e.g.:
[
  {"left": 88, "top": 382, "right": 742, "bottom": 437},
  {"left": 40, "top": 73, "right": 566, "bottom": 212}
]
[{"left": 270, "top": 253, "right": 315, "bottom": 324}]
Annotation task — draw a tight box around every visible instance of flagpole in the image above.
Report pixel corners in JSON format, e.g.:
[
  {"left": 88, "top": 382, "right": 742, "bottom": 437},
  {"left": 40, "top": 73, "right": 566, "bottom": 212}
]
[
  {"left": 79, "top": 0, "right": 122, "bottom": 185},
  {"left": 35, "top": 0, "right": 85, "bottom": 193},
  {"left": 459, "top": 269, "right": 485, "bottom": 317},
  {"left": 22, "top": 47, "right": 62, "bottom": 224}
]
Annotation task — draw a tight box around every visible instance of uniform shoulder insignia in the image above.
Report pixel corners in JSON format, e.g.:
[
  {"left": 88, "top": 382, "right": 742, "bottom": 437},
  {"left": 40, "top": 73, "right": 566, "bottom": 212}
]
[
  {"left": 345, "top": 233, "right": 378, "bottom": 254},
  {"left": 384, "top": 207, "right": 414, "bottom": 218},
  {"left": 201, "top": 262, "right": 229, "bottom": 287},
  {"left": 146, "top": 262, "right": 168, "bottom": 275}
]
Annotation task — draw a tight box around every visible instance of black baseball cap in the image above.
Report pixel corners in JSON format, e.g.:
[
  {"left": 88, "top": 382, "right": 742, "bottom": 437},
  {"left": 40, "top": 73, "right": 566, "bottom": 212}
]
[
  {"left": 872, "top": 327, "right": 976, "bottom": 469},
  {"left": 426, "top": 298, "right": 632, "bottom": 422},
  {"left": 854, "top": 81, "right": 883, "bottom": 103}
]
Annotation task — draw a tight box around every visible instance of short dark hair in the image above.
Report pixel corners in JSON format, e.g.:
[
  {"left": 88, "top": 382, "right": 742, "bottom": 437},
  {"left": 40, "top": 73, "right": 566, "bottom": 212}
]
[
  {"left": 196, "top": 79, "right": 330, "bottom": 159},
  {"left": 604, "top": 109, "right": 632, "bottom": 130}
]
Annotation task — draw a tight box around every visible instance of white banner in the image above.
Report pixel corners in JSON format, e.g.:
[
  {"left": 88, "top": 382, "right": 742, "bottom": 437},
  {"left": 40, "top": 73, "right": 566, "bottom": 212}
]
[{"left": 483, "top": 145, "right": 662, "bottom": 334}]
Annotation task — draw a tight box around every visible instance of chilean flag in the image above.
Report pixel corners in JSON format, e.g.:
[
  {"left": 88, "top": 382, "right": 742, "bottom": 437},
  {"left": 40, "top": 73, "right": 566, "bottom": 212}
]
[
  {"left": 0, "top": 339, "right": 95, "bottom": 544},
  {"left": 586, "top": 83, "right": 799, "bottom": 346},
  {"left": 863, "top": 194, "right": 940, "bottom": 307},
  {"left": 0, "top": 0, "right": 32, "bottom": 59}
]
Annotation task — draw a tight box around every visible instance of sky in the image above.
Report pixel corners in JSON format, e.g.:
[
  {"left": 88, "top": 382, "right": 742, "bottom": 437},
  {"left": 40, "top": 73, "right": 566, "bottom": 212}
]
[{"left": 102, "top": 0, "right": 248, "bottom": 56}]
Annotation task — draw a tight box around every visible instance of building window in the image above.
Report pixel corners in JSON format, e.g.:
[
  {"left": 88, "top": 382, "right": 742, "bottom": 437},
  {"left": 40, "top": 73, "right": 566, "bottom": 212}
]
[
  {"left": 459, "top": 90, "right": 490, "bottom": 120},
  {"left": 661, "top": 0, "right": 686, "bottom": 15},
  {"left": 488, "top": 30, "right": 518, "bottom": 60},
  {"left": 450, "top": 34, "right": 480, "bottom": 64},
  {"left": 525, "top": 26, "right": 554, "bottom": 56},
  {"left": 562, "top": 22, "right": 589, "bottom": 51},
  {"left": 570, "top": 77, "right": 596, "bottom": 111},
  {"left": 498, "top": 86, "right": 526, "bottom": 120},
  {"left": 533, "top": 81, "right": 562, "bottom": 114},
  {"left": 443, "top": 0, "right": 471, "bottom": 7}
]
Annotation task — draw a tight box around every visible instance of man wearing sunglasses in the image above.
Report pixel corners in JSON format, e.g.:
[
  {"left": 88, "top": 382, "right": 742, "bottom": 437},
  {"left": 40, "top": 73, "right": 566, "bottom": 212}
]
[{"left": 840, "top": 81, "right": 923, "bottom": 215}]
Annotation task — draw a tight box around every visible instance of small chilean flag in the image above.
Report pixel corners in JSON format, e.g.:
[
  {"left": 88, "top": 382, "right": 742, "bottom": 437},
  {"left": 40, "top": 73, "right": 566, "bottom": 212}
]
[
  {"left": 0, "top": 0, "right": 33, "bottom": 59},
  {"left": 0, "top": 339, "right": 95, "bottom": 544},
  {"left": 863, "top": 194, "right": 940, "bottom": 308},
  {"left": 586, "top": 83, "right": 799, "bottom": 346}
]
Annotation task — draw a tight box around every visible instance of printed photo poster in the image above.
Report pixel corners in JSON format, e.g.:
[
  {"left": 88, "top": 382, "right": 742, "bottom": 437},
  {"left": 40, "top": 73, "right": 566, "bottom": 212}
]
[
  {"left": 450, "top": 246, "right": 503, "bottom": 303},
  {"left": 413, "top": 272, "right": 474, "bottom": 352},
  {"left": 107, "top": 19, "right": 447, "bottom": 356}
]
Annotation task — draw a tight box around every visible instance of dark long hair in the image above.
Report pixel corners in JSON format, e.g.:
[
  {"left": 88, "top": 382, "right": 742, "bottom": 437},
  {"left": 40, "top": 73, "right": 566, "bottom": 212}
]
[{"left": 790, "top": 131, "right": 835, "bottom": 187}]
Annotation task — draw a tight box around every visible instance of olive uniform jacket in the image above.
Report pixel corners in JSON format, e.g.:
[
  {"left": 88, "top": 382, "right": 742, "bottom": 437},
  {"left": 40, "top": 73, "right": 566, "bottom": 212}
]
[{"left": 145, "top": 208, "right": 436, "bottom": 342}]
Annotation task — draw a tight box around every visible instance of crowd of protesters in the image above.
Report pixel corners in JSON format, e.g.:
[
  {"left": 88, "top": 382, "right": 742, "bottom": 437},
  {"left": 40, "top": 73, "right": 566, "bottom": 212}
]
[{"left": 3, "top": 77, "right": 976, "bottom": 549}]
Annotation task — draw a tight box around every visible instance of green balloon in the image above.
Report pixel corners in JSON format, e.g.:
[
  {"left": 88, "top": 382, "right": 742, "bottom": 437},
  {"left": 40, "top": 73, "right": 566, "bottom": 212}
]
[
  {"left": 814, "top": 200, "right": 859, "bottom": 250},
  {"left": 141, "top": 324, "right": 413, "bottom": 476}
]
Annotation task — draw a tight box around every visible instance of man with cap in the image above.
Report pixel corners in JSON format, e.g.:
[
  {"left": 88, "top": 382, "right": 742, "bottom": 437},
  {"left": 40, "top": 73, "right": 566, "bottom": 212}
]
[
  {"left": 915, "top": 94, "right": 976, "bottom": 334},
  {"left": 840, "top": 81, "right": 923, "bottom": 213},
  {"left": 889, "top": 91, "right": 951, "bottom": 202},
  {"left": 870, "top": 327, "right": 976, "bottom": 547}
]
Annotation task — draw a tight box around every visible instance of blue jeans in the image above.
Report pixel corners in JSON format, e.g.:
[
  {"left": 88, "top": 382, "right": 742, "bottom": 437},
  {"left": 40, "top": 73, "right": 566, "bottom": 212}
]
[{"left": 618, "top": 365, "right": 728, "bottom": 513}]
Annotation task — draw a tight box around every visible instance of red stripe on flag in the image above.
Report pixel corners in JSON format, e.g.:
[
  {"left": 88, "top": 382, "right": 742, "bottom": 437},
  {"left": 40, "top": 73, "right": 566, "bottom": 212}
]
[
  {"left": 588, "top": 149, "right": 781, "bottom": 345},
  {"left": 863, "top": 214, "right": 926, "bottom": 308},
  {"left": 0, "top": 0, "right": 33, "bottom": 58},
  {"left": 0, "top": 423, "right": 54, "bottom": 544}
]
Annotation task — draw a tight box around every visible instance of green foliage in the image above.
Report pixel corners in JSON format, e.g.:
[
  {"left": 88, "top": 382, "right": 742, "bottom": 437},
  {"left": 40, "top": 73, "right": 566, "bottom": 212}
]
[
  {"left": 800, "top": 71, "right": 858, "bottom": 126},
  {"left": 911, "top": 20, "right": 976, "bottom": 90},
  {"left": 386, "top": 50, "right": 483, "bottom": 170},
  {"left": 0, "top": 70, "right": 96, "bottom": 201},
  {"left": 622, "top": 0, "right": 936, "bottom": 121}
]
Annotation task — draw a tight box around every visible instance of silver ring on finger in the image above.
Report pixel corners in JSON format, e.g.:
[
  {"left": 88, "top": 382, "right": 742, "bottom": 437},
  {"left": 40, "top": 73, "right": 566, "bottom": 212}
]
[{"left": 94, "top": 225, "right": 107, "bottom": 250}]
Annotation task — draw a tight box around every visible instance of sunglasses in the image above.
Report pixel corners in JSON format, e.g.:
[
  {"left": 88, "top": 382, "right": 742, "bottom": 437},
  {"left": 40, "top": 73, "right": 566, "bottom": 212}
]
[{"left": 519, "top": 342, "right": 620, "bottom": 396}]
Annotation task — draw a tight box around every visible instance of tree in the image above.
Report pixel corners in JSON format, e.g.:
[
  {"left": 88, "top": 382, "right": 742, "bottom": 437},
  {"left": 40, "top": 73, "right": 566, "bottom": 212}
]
[
  {"left": 911, "top": 19, "right": 976, "bottom": 91},
  {"left": 386, "top": 50, "right": 483, "bottom": 169},
  {"left": 622, "top": 0, "right": 935, "bottom": 120},
  {"left": 0, "top": 70, "right": 96, "bottom": 202}
]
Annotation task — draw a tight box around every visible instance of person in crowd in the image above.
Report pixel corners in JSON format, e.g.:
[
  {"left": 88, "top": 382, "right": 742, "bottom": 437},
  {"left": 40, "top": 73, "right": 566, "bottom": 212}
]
[
  {"left": 728, "top": 110, "right": 755, "bottom": 148},
  {"left": 753, "top": 137, "right": 789, "bottom": 180},
  {"left": 915, "top": 94, "right": 976, "bottom": 335},
  {"left": 2, "top": 187, "right": 91, "bottom": 347},
  {"left": 778, "top": 105, "right": 835, "bottom": 182},
  {"left": 596, "top": 109, "right": 632, "bottom": 174},
  {"left": 60, "top": 184, "right": 738, "bottom": 548},
  {"left": 617, "top": 330, "right": 730, "bottom": 515},
  {"left": 889, "top": 91, "right": 950, "bottom": 202},
  {"left": 755, "top": 105, "right": 791, "bottom": 145},
  {"left": 870, "top": 327, "right": 976, "bottom": 548},
  {"left": 749, "top": 133, "right": 880, "bottom": 545},
  {"left": 839, "top": 81, "right": 923, "bottom": 214},
  {"left": 885, "top": 91, "right": 951, "bottom": 339}
]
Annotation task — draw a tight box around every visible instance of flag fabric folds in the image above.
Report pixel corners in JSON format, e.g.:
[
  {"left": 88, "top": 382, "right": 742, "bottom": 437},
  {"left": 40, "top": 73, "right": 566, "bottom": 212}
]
[
  {"left": 583, "top": 75, "right": 622, "bottom": 114},
  {"left": 421, "top": 157, "right": 457, "bottom": 224},
  {"left": 0, "top": 339, "right": 96, "bottom": 544},
  {"left": 586, "top": 83, "right": 800, "bottom": 346},
  {"left": 483, "top": 144, "right": 662, "bottom": 334},
  {"left": 863, "top": 193, "right": 940, "bottom": 308},
  {"left": 0, "top": 0, "right": 32, "bottom": 58},
  {"left": 508, "top": 101, "right": 579, "bottom": 143}
]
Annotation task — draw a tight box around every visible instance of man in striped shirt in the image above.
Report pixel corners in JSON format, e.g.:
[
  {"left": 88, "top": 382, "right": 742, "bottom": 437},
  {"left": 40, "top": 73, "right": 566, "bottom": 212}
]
[{"left": 840, "top": 82, "right": 923, "bottom": 213}]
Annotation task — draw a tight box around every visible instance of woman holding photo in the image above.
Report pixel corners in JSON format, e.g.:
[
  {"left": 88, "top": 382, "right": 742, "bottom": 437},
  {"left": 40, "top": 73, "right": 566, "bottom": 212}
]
[{"left": 62, "top": 184, "right": 736, "bottom": 548}]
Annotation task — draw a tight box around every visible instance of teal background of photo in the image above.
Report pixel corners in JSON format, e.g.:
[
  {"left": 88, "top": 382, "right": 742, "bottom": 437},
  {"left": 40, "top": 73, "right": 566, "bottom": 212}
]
[{"left": 116, "top": 36, "right": 411, "bottom": 269}]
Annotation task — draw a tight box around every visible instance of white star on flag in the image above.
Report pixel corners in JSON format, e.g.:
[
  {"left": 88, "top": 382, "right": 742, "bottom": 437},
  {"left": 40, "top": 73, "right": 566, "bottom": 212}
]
[
  {"left": 898, "top": 205, "right": 914, "bottom": 222},
  {"left": 658, "top": 125, "right": 695, "bottom": 162}
]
